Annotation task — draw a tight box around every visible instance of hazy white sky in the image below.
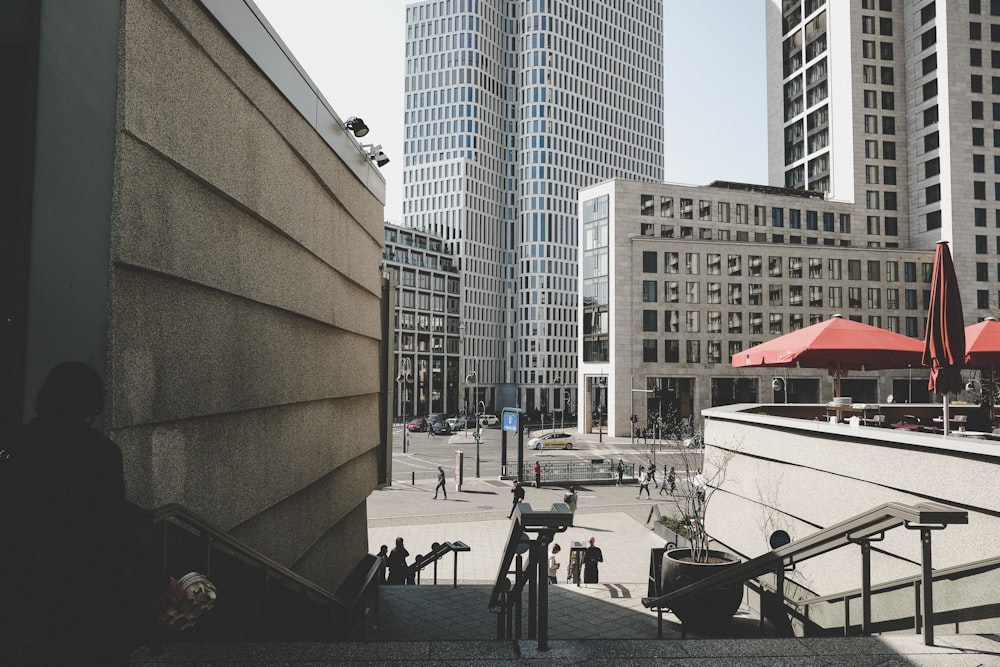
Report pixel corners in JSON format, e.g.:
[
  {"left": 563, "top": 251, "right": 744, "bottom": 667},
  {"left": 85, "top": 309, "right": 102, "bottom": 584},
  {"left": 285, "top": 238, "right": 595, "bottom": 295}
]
[{"left": 254, "top": 0, "right": 768, "bottom": 223}]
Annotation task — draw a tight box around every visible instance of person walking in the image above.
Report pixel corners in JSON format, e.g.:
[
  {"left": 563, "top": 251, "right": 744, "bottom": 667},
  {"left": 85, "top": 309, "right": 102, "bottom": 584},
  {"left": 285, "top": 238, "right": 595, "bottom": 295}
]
[
  {"left": 426, "top": 418, "right": 434, "bottom": 437},
  {"left": 508, "top": 480, "right": 526, "bottom": 518},
  {"left": 616, "top": 459, "right": 625, "bottom": 485},
  {"left": 637, "top": 467, "right": 651, "bottom": 499},
  {"left": 562, "top": 485, "right": 578, "bottom": 512},
  {"left": 583, "top": 536, "right": 603, "bottom": 584},
  {"left": 433, "top": 464, "right": 447, "bottom": 500},
  {"left": 533, "top": 460, "right": 541, "bottom": 487},
  {"left": 386, "top": 537, "right": 410, "bottom": 585},
  {"left": 646, "top": 461, "right": 657, "bottom": 487},
  {"left": 547, "top": 544, "right": 562, "bottom": 584},
  {"left": 667, "top": 466, "right": 676, "bottom": 495}
]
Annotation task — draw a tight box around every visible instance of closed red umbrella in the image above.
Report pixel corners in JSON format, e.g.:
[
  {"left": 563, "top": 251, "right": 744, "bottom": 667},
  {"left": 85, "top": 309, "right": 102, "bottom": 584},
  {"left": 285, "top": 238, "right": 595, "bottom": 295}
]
[
  {"left": 922, "top": 241, "right": 966, "bottom": 434},
  {"left": 731, "top": 314, "right": 924, "bottom": 397}
]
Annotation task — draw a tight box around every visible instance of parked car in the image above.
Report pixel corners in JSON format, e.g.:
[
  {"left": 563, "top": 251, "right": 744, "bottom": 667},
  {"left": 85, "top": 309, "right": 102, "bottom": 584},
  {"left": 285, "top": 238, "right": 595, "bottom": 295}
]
[
  {"left": 528, "top": 431, "right": 575, "bottom": 450},
  {"left": 431, "top": 420, "right": 451, "bottom": 435},
  {"left": 406, "top": 417, "right": 427, "bottom": 432},
  {"left": 426, "top": 413, "right": 448, "bottom": 425},
  {"left": 478, "top": 414, "right": 500, "bottom": 427},
  {"left": 447, "top": 416, "right": 472, "bottom": 430}
]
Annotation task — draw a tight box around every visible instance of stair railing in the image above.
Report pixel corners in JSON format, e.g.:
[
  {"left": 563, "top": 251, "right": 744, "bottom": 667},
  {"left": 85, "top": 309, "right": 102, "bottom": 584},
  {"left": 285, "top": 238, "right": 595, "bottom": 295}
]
[{"left": 642, "top": 501, "right": 968, "bottom": 645}]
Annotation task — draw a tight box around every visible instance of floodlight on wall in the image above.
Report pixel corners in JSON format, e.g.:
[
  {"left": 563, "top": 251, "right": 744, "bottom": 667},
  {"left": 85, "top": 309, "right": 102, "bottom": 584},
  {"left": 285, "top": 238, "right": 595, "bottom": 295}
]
[
  {"left": 344, "top": 116, "right": 369, "bottom": 137},
  {"left": 362, "top": 143, "right": 390, "bottom": 167}
]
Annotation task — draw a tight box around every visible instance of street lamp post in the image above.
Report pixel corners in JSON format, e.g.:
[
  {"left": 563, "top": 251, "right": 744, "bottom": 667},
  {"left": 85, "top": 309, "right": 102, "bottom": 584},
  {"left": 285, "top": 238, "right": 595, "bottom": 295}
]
[
  {"left": 396, "top": 357, "right": 412, "bottom": 453},
  {"left": 466, "top": 371, "right": 480, "bottom": 477},
  {"left": 553, "top": 376, "right": 563, "bottom": 431}
]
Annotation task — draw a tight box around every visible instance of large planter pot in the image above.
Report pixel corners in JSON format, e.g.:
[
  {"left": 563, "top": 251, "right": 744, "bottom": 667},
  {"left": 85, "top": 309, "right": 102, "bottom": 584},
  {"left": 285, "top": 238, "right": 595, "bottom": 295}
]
[{"left": 660, "top": 548, "right": 743, "bottom": 626}]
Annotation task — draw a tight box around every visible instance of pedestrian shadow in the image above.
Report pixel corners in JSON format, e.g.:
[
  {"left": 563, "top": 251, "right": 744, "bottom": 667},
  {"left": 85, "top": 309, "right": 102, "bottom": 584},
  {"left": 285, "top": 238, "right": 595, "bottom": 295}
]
[{"left": 459, "top": 490, "right": 498, "bottom": 495}]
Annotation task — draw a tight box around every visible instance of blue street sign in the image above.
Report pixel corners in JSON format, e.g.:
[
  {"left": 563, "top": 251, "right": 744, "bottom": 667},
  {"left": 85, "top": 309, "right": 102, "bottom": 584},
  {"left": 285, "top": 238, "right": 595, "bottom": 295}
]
[{"left": 502, "top": 408, "right": 521, "bottom": 433}]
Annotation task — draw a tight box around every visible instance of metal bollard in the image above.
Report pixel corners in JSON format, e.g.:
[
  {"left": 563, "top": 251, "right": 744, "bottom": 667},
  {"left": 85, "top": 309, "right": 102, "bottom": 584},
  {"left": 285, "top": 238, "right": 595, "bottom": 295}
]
[{"left": 412, "top": 471, "right": 415, "bottom": 486}]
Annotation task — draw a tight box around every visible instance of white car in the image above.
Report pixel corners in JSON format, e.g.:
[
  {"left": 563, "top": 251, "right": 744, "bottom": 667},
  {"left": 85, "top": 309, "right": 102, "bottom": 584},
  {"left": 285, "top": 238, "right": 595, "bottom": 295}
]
[
  {"left": 528, "top": 431, "right": 575, "bottom": 450},
  {"left": 478, "top": 414, "right": 500, "bottom": 427}
]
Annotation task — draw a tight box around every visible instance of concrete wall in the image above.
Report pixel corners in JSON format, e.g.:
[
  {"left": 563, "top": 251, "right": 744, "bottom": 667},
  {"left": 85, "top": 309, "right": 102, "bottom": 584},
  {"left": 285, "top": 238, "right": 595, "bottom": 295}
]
[
  {"left": 702, "top": 406, "right": 1000, "bottom": 599},
  {"left": 103, "top": 0, "right": 385, "bottom": 591}
]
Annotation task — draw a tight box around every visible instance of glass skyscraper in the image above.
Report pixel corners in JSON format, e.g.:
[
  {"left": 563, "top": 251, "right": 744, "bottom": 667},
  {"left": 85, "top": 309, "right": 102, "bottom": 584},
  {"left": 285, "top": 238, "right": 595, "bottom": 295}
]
[{"left": 403, "top": 0, "right": 664, "bottom": 415}]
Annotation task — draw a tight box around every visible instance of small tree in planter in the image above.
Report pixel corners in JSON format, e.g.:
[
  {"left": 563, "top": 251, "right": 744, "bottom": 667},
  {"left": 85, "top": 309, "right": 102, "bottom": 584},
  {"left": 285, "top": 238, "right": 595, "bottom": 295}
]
[{"left": 655, "top": 410, "right": 743, "bottom": 625}]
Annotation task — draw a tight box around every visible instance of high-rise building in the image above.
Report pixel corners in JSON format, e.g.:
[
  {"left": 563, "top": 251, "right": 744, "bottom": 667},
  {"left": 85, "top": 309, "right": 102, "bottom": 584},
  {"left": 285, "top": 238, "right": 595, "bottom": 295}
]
[
  {"left": 769, "top": 0, "right": 1000, "bottom": 316},
  {"left": 403, "top": 0, "right": 664, "bottom": 417}
]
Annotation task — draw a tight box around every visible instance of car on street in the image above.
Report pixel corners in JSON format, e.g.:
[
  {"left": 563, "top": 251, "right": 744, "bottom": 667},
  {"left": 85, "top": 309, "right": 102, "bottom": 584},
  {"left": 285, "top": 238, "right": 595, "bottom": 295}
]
[
  {"left": 431, "top": 420, "right": 451, "bottom": 435},
  {"left": 528, "top": 431, "right": 575, "bottom": 450},
  {"left": 406, "top": 417, "right": 427, "bottom": 432},
  {"left": 447, "top": 416, "right": 472, "bottom": 430},
  {"left": 478, "top": 414, "right": 500, "bottom": 427}
]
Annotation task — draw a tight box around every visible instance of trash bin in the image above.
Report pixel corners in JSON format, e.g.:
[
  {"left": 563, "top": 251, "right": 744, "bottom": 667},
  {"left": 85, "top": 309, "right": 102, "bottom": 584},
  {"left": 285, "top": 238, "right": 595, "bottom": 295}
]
[{"left": 567, "top": 541, "right": 586, "bottom": 586}]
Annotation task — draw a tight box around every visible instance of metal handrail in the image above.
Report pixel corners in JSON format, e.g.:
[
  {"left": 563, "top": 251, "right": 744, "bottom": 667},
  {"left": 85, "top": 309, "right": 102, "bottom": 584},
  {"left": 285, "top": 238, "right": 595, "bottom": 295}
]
[
  {"left": 794, "top": 554, "right": 1000, "bottom": 607},
  {"left": 642, "top": 501, "right": 967, "bottom": 610},
  {"left": 153, "top": 503, "right": 350, "bottom": 609},
  {"left": 641, "top": 501, "right": 968, "bottom": 644}
]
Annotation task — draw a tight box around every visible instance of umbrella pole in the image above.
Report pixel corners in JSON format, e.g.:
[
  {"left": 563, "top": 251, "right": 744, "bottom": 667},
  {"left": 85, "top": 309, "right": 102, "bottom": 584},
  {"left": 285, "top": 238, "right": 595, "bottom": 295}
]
[
  {"left": 943, "top": 395, "right": 950, "bottom": 436},
  {"left": 991, "top": 368, "right": 996, "bottom": 428}
]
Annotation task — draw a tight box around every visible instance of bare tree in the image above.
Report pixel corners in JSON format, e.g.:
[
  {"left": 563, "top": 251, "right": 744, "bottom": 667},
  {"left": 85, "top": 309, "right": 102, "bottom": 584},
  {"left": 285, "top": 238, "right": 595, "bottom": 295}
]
[{"left": 657, "top": 407, "right": 739, "bottom": 563}]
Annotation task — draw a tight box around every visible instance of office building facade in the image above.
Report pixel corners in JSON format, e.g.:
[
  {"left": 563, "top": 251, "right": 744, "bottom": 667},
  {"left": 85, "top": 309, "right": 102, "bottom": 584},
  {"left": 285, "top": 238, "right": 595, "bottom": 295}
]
[
  {"left": 383, "top": 223, "right": 463, "bottom": 418},
  {"left": 578, "top": 180, "right": 938, "bottom": 437},
  {"left": 769, "top": 0, "right": 1000, "bottom": 316},
  {"left": 403, "top": 0, "right": 664, "bottom": 417}
]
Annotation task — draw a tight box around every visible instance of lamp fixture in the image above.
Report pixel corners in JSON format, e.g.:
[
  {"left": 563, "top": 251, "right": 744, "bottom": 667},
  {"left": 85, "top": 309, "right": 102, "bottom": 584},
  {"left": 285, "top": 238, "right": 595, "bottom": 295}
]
[
  {"left": 344, "top": 116, "right": 369, "bottom": 137},
  {"left": 362, "top": 143, "right": 390, "bottom": 167}
]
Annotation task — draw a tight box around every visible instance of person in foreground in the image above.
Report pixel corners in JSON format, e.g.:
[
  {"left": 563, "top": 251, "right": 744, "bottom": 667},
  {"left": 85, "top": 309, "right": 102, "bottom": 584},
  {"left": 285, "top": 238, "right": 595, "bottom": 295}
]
[{"left": 0, "top": 362, "right": 183, "bottom": 666}]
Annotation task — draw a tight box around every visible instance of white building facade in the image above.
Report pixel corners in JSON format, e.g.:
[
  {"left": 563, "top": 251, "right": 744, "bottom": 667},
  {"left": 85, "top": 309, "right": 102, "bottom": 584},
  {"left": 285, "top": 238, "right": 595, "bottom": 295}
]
[
  {"left": 578, "top": 180, "right": 939, "bottom": 437},
  {"left": 768, "top": 0, "right": 1000, "bottom": 317},
  {"left": 403, "top": 0, "right": 664, "bottom": 417}
]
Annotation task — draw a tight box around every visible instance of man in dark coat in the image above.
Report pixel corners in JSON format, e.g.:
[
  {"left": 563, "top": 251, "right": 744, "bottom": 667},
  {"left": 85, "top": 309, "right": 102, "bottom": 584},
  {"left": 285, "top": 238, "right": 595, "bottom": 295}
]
[
  {"left": 508, "top": 480, "right": 526, "bottom": 518},
  {"left": 583, "top": 535, "right": 603, "bottom": 584},
  {"left": 0, "top": 362, "right": 178, "bottom": 665}
]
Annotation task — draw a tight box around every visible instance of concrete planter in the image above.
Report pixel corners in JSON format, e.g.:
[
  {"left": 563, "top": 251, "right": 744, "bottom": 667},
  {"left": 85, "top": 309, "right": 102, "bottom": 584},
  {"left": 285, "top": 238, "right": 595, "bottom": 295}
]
[{"left": 660, "top": 547, "right": 743, "bottom": 626}]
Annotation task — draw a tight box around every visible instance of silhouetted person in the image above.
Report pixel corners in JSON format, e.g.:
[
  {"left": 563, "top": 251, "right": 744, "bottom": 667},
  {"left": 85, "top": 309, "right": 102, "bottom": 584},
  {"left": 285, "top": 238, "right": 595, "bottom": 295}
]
[
  {"left": 508, "top": 480, "right": 525, "bottom": 518},
  {"left": 433, "top": 464, "right": 447, "bottom": 499},
  {"left": 563, "top": 485, "right": 578, "bottom": 512},
  {"left": 616, "top": 459, "right": 625, "bottom": 485},
  {"left": 386, "top": 537, "right": 410, "bottom": 585},
  {"left": 376, "top": 545, "right": 389, "bottom": 584},
  {"left": 0, "top": 362, "right": 181, "bottom": 666},
  {"left": 583, "top": 536, "right": 603, "bottom": 584}
]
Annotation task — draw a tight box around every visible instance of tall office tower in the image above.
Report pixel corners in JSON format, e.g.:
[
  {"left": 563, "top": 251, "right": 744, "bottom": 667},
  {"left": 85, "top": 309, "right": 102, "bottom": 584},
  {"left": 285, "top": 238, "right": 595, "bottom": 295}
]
[
  {"left": 404, "top": 0, "right": 664, "bottom": 416},
  {"left": 768, "top": 0, "right": 1000, "bottom": 320}
]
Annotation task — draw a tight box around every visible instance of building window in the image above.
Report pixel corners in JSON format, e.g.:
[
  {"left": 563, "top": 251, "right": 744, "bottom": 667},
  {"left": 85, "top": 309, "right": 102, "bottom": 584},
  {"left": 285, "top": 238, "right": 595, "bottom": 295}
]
[
  {"left": 685, "top": 282, "right": 699, "bottom": 304},
  {"left": 642, "top": 251, "right": 657, "bottom": 272},
  {"left": 642, "top": 340, "right": 657, "bottom": 362},
  {"left": 643, "top": 310, "right": 657, "bottom": 331},
  {"left": 660, "top": 197, "right": 674, "bottom": 217},
  {"left": 686, "top": 340, "right": 701, "bottom": 363},
  {"left": 640, "top": 194, "right": 654, "bottom": 216},
  {"left": 642, "top": 281, "right": 657, "bottom": 302}
]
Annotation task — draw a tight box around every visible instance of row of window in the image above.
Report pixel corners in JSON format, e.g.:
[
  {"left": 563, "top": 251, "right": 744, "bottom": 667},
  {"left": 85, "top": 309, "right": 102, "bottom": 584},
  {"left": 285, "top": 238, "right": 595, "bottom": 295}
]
[
  {"left": 640, "top": 253, "right": 930, "bottom": 281},
  {"left": 641, "top": 317, "right": 925, "bottom": 364},
  {"left": 640, "top": 284, "right": 928, "bottom": 309},
  {"left": 638, "top": 195, "right": 853, "bottom": 228}
]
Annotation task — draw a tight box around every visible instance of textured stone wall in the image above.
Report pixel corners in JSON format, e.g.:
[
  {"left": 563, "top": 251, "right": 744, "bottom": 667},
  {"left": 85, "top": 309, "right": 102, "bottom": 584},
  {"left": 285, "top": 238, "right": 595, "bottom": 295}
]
[{"left": 107, "top": 0, "right": 384, "bottom": 591}]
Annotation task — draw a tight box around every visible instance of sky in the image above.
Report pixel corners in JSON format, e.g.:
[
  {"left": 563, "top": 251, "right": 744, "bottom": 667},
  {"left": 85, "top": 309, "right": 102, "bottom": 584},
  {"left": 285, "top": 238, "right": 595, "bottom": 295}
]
[{"left": 254, "top": 0, "right": 768, "bottom": 224}]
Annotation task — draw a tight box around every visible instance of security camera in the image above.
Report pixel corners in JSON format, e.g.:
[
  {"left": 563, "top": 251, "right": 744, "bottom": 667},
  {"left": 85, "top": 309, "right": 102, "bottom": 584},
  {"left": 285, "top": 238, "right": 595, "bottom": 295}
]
[{"left": 772, "top": 378, "right": 784, "bottom": 391}]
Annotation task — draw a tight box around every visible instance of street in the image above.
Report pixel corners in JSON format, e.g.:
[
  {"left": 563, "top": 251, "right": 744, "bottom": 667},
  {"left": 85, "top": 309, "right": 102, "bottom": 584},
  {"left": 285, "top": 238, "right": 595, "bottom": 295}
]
[{"left": 388, "top": 424, "right": 702, "bottom": 487}]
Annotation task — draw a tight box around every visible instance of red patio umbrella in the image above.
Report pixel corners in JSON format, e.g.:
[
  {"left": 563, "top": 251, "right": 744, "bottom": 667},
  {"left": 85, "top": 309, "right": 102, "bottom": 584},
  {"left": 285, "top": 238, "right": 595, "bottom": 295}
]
[
  {"left": 964, "top": 317, "right": 1000, "bottom": 424},
  {"left": 731, "top": 314, "right": 924, "bottom": 398},
  {"left": 922, "top": 241, "right": 966, "bottom": 435}
]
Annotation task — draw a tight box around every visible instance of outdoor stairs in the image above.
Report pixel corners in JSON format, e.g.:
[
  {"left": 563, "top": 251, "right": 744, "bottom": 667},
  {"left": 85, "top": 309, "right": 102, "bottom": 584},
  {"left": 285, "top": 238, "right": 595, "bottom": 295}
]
[{"left": 130, "top": 585, "right": 1000, "bottom": 665}]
